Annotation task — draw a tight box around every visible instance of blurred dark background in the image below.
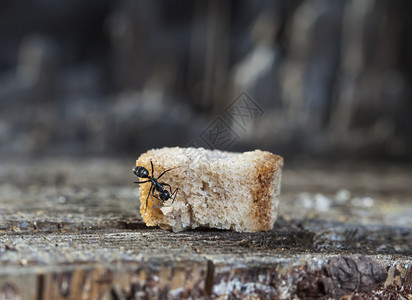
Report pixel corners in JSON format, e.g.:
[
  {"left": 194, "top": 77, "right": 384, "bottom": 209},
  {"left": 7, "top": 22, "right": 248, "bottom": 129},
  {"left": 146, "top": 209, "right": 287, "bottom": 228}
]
[{"left": 1, "top": 0, "right": 411, "bottom": 161}]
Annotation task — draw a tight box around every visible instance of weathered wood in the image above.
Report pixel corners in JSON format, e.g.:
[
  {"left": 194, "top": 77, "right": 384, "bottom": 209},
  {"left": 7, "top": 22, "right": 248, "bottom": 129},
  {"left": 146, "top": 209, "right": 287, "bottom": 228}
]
[
  {"left": 0, "top": 272, "right": 38, "bottom": 300},
  {"left": 0, "top": 158, "right": 411, "bottom": 299}
]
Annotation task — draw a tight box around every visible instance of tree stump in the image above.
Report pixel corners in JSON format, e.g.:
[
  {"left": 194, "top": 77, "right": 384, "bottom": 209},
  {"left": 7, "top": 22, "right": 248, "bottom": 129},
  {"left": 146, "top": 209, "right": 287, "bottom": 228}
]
[{"left": 0, "top": 158, "right": 411, "bottom": 299}]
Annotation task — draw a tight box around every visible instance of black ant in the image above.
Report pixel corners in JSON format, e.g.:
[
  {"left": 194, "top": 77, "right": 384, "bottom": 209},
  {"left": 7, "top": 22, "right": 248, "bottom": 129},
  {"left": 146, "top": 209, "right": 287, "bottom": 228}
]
[{"left": 132, "top": 161, "right": 180, "bottom": 212}]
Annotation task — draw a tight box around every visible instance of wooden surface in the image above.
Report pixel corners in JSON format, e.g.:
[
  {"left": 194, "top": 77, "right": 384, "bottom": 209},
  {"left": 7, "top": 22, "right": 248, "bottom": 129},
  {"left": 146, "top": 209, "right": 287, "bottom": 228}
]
[{"left": 0, "top": 158, "right": 411, "bottom": 299}]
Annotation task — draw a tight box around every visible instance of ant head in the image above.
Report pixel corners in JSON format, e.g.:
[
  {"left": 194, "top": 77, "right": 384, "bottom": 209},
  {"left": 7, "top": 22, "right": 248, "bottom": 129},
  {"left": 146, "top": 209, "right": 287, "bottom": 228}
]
[
  {"left": 133, "top": 166, "right": 149, "bottom": 178},
  {"left": 159, "top": 190, "right": 170, "bottom": 201}
]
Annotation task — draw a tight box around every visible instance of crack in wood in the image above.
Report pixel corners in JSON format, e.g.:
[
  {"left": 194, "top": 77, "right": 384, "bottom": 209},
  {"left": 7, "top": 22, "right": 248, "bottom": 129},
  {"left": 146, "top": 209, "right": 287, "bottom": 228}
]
[{"left": 205, "top": 259, "right": 215, "bottom": 296}]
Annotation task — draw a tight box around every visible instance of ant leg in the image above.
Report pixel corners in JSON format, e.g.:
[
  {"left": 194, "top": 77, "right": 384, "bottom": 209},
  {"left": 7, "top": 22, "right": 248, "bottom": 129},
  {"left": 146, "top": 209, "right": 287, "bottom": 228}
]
[
  {"left": 156, "top": 166, "right": 181, "bottom": 180},
  {"left": 151, "top": 185, "right": 158, "bottom": 198},
  {"left": 150, "top": 186, "right": 166, "bottom": 204},
  {"left": 144, "top": 184, "right": 153, "bottom": 213},
  {"left": 134, "top": 180, "right": 151, "bottom": 184},
  {"left": 170, "top": 188, "right": 179, "bottom": 204},
  {"left": 151, "top": 188, "right": 164, "bottom": 209},
  {"left": 153, "top": 200, "right": 165, "bottom": 209},
  {"left": 150, "top": 160, "right": 154, "bottom": 177}
]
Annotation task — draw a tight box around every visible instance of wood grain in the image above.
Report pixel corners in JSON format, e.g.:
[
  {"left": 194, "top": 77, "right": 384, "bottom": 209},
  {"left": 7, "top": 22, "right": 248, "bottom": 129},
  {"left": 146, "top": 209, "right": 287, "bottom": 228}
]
[{"left": 0, "top": 158, "right": 411, "bottom": 299}]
